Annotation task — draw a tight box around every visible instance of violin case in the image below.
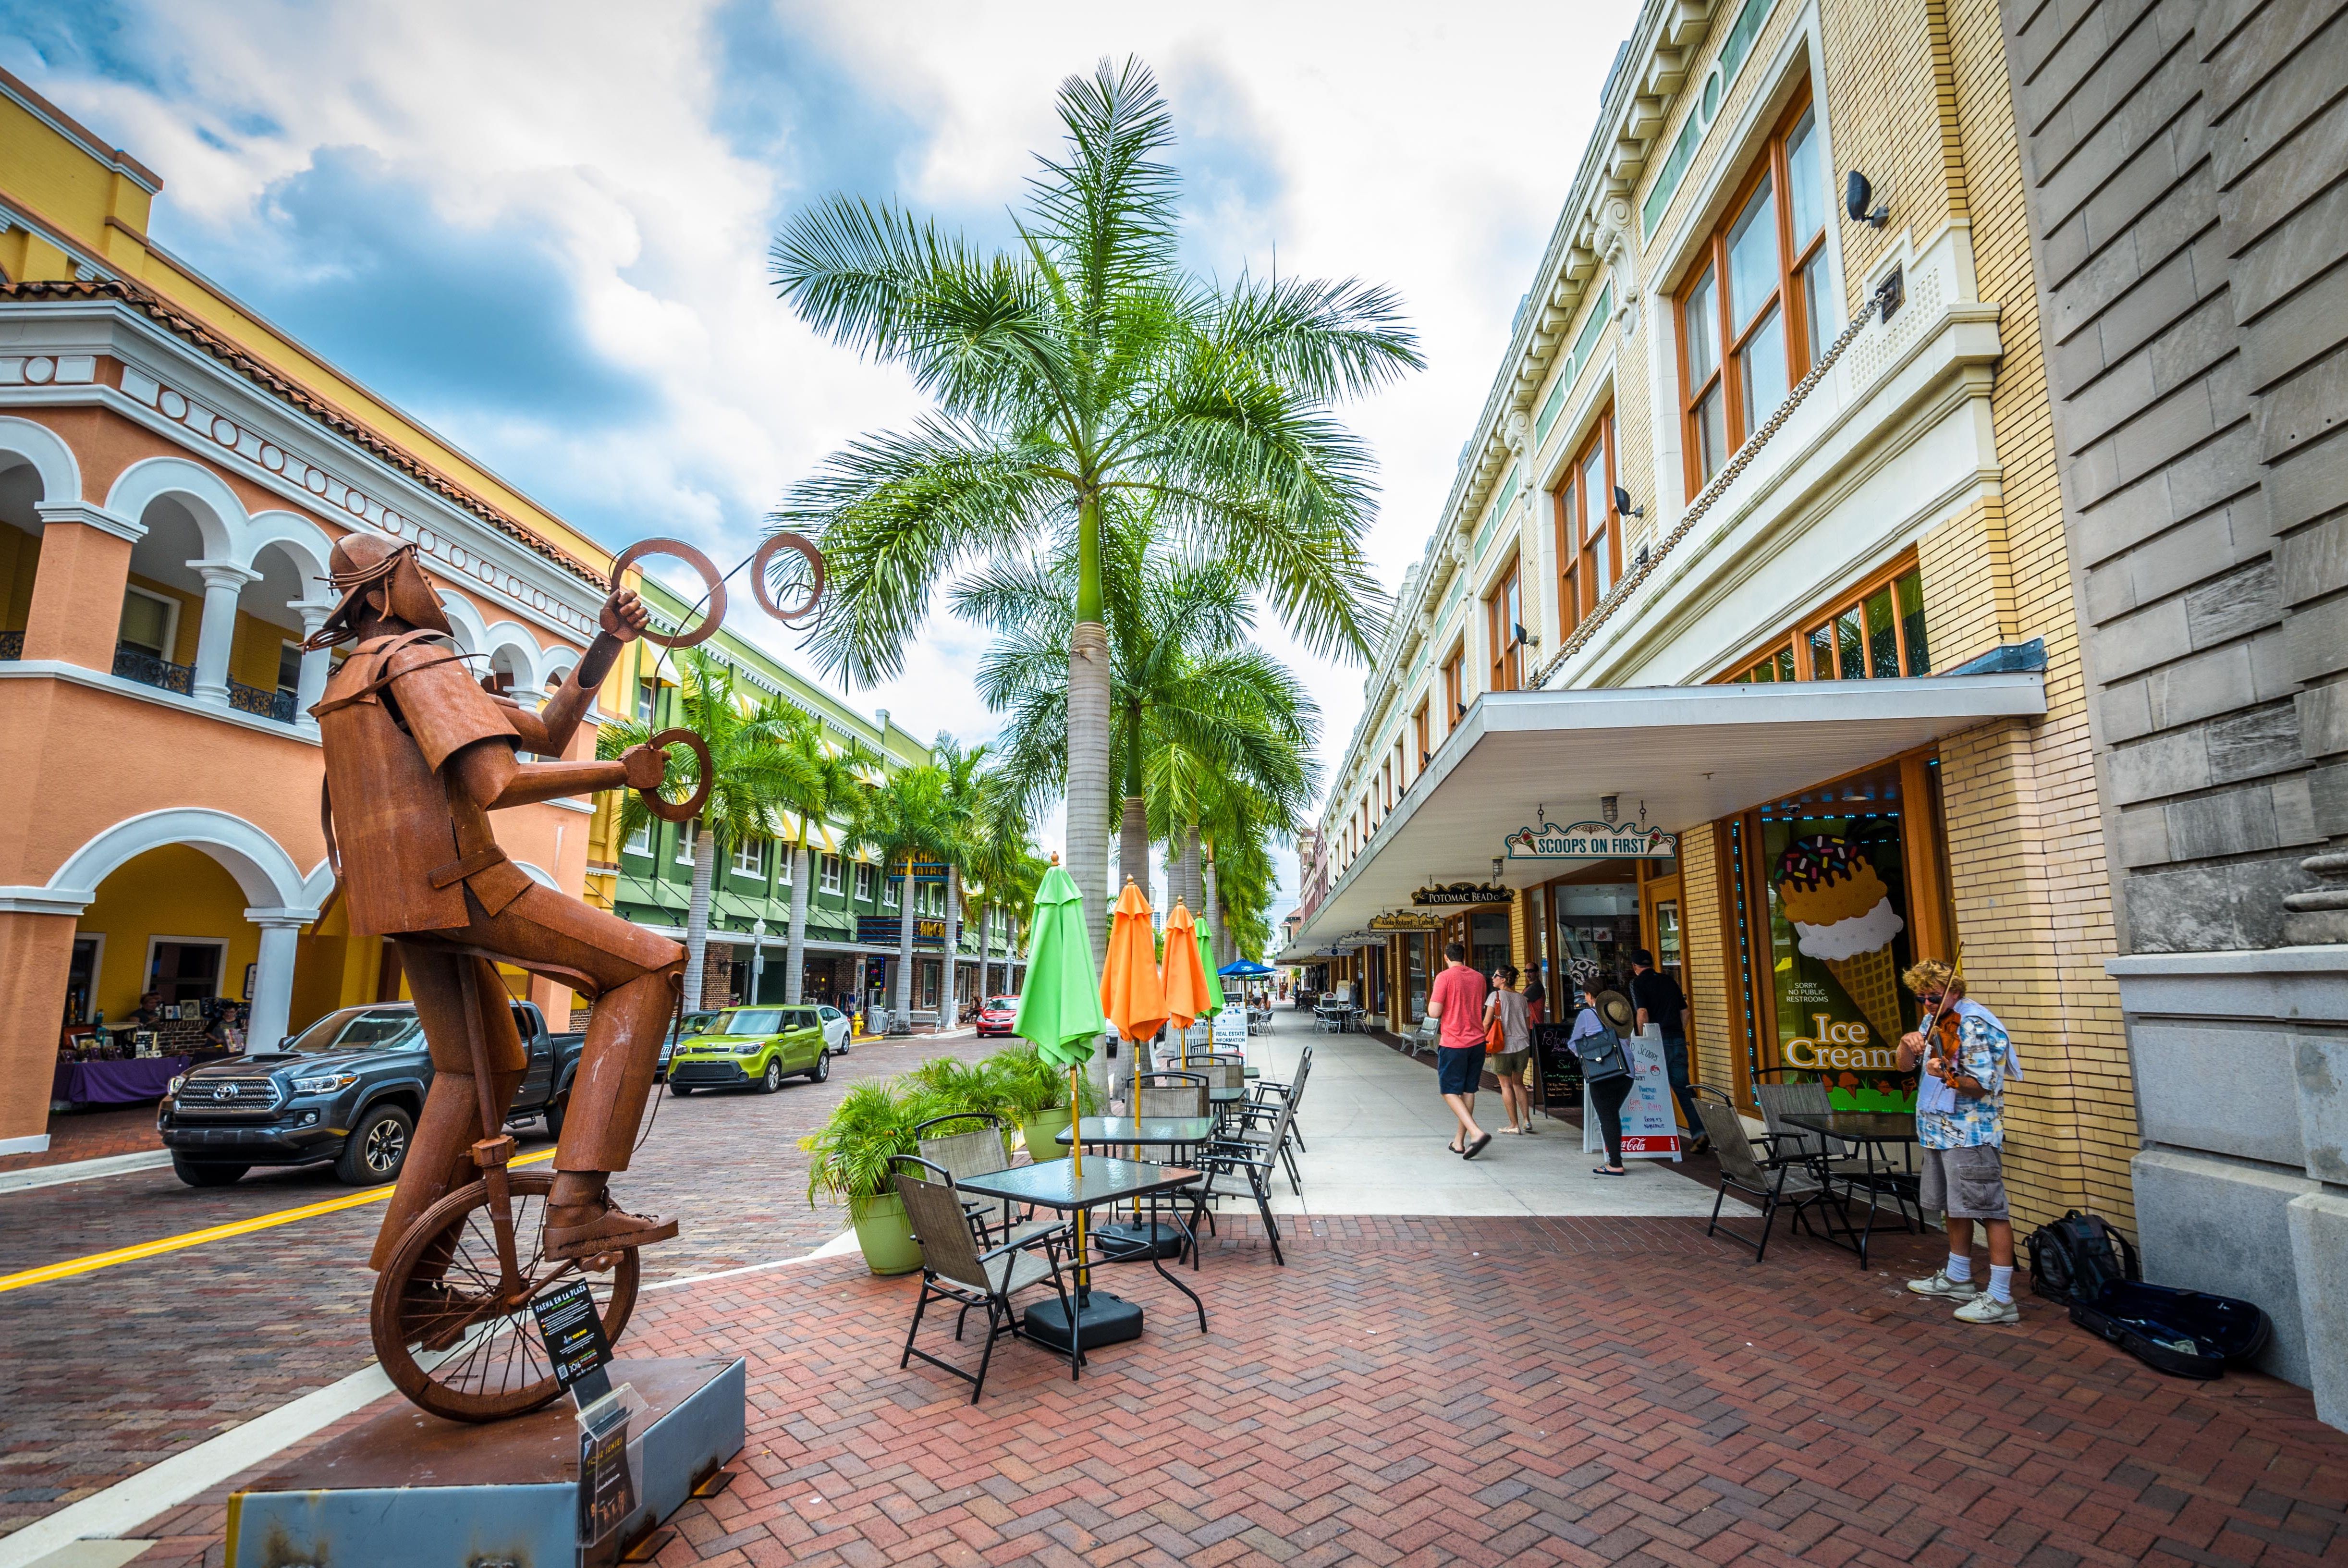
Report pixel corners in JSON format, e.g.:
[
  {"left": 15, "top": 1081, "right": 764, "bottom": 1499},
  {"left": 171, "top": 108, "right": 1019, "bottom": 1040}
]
[
  {"left": 2069, "top": 1282, "right": 2273, "bottom": 1380},
  {"left": 2028, "top": 1208, "right": 2272, "bottom": 1380}
]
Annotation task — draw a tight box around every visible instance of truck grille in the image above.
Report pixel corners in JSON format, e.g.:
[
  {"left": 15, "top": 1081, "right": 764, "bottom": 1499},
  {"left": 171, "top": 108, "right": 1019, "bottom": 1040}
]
[{"left": 173, "top": 1076, "right": 283, "bottom": 1118}]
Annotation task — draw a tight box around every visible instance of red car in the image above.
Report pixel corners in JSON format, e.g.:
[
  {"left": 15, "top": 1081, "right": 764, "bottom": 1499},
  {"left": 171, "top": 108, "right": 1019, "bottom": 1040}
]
[{"left": 975, "top": 995, "right": 1019, "bottom": 1036}]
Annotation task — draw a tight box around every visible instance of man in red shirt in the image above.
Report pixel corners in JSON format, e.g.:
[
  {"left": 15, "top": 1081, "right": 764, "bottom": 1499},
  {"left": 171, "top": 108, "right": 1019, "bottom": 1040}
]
[{"left": 1424, "top": 941, "right": 1492, "bottom": 1159}]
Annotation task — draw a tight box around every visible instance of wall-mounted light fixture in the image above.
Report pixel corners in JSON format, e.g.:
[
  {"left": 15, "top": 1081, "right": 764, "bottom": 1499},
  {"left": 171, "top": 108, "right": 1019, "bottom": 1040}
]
[
  {"left": 1846, "top": 170, "right": 1890, "bottom": 228},
  {"left": 1612, "top": 484, "right": 1645, "bottom": 520},
  {"left": 1513, "top": 622, "right": 1540, "bottom": 649}
]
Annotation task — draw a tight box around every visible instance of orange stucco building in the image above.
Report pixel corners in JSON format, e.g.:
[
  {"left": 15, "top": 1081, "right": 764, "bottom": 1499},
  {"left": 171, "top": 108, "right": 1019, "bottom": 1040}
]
[{"left": 0, "top": 68, "right": 620, "bottom": 1156}]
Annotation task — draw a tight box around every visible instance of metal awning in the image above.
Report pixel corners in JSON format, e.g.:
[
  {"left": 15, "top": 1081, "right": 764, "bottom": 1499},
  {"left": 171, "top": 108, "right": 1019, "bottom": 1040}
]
[{"left": 1292, "top": 671, "right": 2045, "bottom": 946}]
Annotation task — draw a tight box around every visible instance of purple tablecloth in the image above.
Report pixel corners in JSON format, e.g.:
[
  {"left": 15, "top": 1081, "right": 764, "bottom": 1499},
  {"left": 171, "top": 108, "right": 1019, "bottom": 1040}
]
[{"left": 51, "top": 1054, "right": 191, "bottom": 1106}]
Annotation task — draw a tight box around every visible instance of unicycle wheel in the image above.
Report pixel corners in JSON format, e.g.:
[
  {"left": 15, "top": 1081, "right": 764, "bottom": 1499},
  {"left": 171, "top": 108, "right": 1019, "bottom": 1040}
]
[{"left": 369, "top": 1170, "right": 640, "bottom": 1422}]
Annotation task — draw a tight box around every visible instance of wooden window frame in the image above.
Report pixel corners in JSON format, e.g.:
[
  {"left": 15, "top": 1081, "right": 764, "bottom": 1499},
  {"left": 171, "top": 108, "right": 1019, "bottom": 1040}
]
[
  {"left": 1714, "top": 549, "right": 1925, "bottom": 683},
  {"left": 1414, "top": 701, "right": 1431, "bottom": 770},
  {"left": 1674, "top": 87, "right": 1830, "bottom": 499},
  {"left": 1485, "top": 555, "right": 1524, "bottom": 694},
  {"left": 1554, "top": 414, "right": 1619, "bottom": 623},
  {"left": 1442, "top": 644, "right": 1465, "bottom": 726}
]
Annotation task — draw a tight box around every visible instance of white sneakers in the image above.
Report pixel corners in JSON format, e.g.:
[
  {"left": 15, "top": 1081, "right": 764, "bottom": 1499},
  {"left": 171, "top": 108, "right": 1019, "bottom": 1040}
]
[
  {"left": 1907, "top": 1268, "right": 2020, "bottom": 1323},
  {"left": 1953, "top": 1295, "right": 2021, "bottom": 1325},
  {"left": 1906, "top": 1269, "right": 1977, "bottom": 1300}
]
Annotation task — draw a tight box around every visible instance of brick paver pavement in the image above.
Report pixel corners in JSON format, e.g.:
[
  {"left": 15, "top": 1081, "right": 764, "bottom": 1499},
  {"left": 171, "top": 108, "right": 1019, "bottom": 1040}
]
[
  {"left": 105, "top": 1215, "right": 2348, "bottom": 1567},
  {"left": 0, "top": 1105, "right": 165, "bottom": 1174},
  {"left": 0, "top": 1031, "right": 999, "bottom": 1541}
]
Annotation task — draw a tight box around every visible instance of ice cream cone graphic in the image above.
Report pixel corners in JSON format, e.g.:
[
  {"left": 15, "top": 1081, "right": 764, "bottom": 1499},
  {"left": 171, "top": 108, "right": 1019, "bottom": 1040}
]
[{"left": 1773, "top": 835, "right": 1906, "bottom": 1044}]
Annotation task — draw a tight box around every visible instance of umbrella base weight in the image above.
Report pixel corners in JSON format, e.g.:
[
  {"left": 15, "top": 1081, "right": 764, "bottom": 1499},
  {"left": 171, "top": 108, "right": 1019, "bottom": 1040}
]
[
  {"left": 1092, "top": 1220, "right": 1186, "bottom": 1261},
  {"left": 1023, "top": 1291, "right": 1145, "bottom": 1352}
]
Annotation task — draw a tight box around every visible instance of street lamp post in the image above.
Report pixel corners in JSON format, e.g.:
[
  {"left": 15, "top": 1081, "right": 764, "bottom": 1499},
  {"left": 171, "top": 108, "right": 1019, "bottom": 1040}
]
[{"left": 751, "top": 919, "right": 767, "bottom": 1005}]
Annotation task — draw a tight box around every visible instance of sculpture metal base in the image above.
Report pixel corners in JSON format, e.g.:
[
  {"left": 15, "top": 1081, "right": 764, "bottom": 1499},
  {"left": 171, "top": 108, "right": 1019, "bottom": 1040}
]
[
  {"left": 1023, "top": 1289, "right": 1144, "bottom": 1352},
  {"left": 225, "top": 1356, "right": 745, "bottom": 1568}
]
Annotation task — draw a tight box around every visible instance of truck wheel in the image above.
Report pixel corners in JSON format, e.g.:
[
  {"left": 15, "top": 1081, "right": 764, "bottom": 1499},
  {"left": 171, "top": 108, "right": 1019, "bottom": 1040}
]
[
  {"left": 337, "top": 1104, "right": 413, "bottom": 1186},
  {"left": 543, "top": 1092, "right": 568, "bottom": 1140},
  {"left": 171, "top": 1157, "right": 247, "bottom": 1188},
  {"left": 670, "top": 1081, "right": 695, "bottom": 1097},
  {"left": 757, "top": 1059, "right": 783, "bottom": 1094},
  {"left": 808, "top": 1050, "right": 831, "bottom": 1084}
]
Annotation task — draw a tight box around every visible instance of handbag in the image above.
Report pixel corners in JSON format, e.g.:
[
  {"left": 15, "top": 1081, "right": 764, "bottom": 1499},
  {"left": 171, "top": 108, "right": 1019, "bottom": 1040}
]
[
  {"left": 1574, "top": 1018, "right": 1630, "bottom": 1083},
  {"left": 1485, "top": 1015, "right": 1507, "bottom": 1054}
]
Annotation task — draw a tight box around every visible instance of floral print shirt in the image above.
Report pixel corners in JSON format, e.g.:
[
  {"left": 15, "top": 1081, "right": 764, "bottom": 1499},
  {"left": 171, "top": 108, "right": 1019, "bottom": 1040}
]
[{"left": 1915, "top": 1004, "right": 2009, "bottom": 1150}]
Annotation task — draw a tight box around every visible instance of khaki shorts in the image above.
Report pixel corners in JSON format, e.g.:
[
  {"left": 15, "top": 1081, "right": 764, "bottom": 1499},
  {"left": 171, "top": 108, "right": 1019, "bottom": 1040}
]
[
  {"left": 1920, "top": 1144, "right": 2008, "bottom": 1220},
  {"left": 1487, "top": 1048, "right": 1531, "bottom": 1078}
]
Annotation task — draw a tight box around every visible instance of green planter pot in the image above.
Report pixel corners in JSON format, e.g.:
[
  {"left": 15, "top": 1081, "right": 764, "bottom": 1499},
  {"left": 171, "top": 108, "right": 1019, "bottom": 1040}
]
[
  {"left": 848, "top": 1190, "right": 923, "bottom": 1276},
  {"left": 1019, "top": 1107, "right": 1072, "bottom": 1160}
]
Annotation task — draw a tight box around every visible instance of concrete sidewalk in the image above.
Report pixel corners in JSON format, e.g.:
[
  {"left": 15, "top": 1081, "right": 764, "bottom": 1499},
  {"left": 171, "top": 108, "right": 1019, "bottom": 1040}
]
[{"left": 1235, "top": 1020, "right": 1739, "bottom": 1218}]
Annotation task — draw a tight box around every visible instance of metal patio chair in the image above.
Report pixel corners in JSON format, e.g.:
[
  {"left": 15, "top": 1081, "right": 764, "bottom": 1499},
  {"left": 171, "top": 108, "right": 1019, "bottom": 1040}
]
[
  {"left": 1753, "top": 1080, "right": 1921, "bottom": 1231},
  {"left": 1694, "top": 1100, "right": 1833, "bottom": 1263},
  {"left": 913, "top": 1112, "right": 1025, "bottom": 1243},
  {"left": 1186, "top": 1084, "right": 1298, "bottom": 1266},
  {"left": 1235, "top": 1046, "right": 1310, "bottom": 1190},
  {"left": 893, "top": 1158, "right": 1077, "bottom": 1402}
]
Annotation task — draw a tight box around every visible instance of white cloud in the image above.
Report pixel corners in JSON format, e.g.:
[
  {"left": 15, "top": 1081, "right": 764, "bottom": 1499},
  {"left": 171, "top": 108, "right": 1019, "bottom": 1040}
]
[{"left": 10, "top": 0, "right": 1638, "bottom": 916}]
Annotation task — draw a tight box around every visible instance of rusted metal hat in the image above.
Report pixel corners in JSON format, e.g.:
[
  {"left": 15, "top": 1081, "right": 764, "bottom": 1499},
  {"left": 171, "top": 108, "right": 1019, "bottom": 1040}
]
[{"left": 304, "top": 535, "right": 453, "bottom": 649}]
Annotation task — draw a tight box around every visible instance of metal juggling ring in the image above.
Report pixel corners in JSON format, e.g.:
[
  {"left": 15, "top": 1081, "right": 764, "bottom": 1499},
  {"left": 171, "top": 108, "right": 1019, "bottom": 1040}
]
[
  {"left": 608, "top": 538, "right": 725, "bottom": 649},
  {"left": 751, "top": 530, "right": 826, "bottom": 626},
  {"left": 638, "top": 726, "right": 713, "bottom": 822}
]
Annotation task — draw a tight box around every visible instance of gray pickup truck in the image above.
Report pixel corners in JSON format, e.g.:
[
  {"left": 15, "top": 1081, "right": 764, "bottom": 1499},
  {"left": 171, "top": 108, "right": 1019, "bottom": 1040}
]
[{"left": 158, "top": 1000, "right": 585, "bottom": 1188}]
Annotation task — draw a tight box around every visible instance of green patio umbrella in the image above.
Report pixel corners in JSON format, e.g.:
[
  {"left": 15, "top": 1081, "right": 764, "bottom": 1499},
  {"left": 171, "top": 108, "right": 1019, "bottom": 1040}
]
[
  {"left": 1197, "top": 926, "right": 1225, "bottom": 1017},
  {"left": 1011, "top": 860, "right": 1105, "bottom": 1290}
]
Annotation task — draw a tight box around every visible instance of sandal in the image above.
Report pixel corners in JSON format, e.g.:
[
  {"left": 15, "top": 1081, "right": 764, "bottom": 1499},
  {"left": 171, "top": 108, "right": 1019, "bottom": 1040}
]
[
  {"left": 1496, "top": 1126, "right": 1521, "bottom": 1135},
  {"left": 1447, "top": 1139, "right": 1464, "bottom": 1154},
  {"left": 1463, "top": 1133, "right": 1492, "bottom": 1160},
  {"left": 1593, "top": 1165, "right": 1627, "bottom": 1176}
]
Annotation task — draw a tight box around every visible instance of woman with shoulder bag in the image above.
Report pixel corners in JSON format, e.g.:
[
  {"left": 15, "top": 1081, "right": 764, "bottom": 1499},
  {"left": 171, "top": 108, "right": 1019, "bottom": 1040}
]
[
  {"left": 1571, "top": 982, "right": 1635, "bottom": 1175},
  {"left": 1482, "top": 965, "right": 1536, "bottom": 1135}
]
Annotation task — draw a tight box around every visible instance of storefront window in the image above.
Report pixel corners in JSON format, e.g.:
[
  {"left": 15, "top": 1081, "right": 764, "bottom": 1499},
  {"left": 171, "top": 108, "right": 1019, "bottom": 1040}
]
[
  {"left": 1758, "top": 766, "right": 1917, "bottom": 1110},
  {"left": 1405, "top": 933, "right": 1430, "bottom": 1023},
  {"left": 1548, "top": 875, "right": 1639, "bottom": 997},
  {"left": 1469, "top": 912, "right": 1510, "bottom": 979}
]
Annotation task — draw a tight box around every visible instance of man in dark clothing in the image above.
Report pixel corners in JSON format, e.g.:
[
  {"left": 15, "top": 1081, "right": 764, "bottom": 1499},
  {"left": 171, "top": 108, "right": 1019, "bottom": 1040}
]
[{"left": 1629, "top": 949, "right": 1706, "bottom": 1151}]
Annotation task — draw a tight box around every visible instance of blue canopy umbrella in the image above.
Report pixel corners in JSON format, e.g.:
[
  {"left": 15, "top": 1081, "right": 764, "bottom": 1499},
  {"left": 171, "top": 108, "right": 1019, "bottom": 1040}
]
[{"left": 1217, "top": 959, "right": 1274, "bottom": 977}]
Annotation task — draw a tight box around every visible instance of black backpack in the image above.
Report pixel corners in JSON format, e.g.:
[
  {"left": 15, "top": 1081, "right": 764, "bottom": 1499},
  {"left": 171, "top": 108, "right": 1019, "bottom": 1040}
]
[{"left": 2025, "top": 1210, "right": 2138, "bottom": 1304}]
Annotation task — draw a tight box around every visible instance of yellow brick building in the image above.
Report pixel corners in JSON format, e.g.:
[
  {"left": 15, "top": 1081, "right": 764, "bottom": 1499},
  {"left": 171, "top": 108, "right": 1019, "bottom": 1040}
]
[{"left": 1282, "top": 0, "right": 2134, "bottom": 1232}]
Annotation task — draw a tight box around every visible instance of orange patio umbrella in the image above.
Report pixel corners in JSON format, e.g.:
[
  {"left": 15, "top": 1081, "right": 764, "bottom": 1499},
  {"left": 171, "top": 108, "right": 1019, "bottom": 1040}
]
[
  {"left": 1161, "top": 901, "right": 1211, "bottom": 1062},
  {"left": 1100, "top": 878, "right": 1169, "bottom": 1064}
]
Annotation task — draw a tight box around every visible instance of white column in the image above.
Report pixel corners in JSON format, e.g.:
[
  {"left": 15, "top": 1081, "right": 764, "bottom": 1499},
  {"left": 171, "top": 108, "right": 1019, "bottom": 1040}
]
[
  {"left": 292, "top": 598, "right": 336, "bottom": 735},
  {"left": 243, "top": 908, "right": 315, "bottom": 1053},
  {"left": 189, "top": 560, "right": 259, "bottom": 708}
]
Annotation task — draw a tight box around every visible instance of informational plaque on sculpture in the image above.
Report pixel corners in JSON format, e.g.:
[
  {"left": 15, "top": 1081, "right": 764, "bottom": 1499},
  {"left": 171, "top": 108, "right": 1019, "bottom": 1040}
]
[{"left": 531, "top": 1277, "right": 616, "bottom": 1400}]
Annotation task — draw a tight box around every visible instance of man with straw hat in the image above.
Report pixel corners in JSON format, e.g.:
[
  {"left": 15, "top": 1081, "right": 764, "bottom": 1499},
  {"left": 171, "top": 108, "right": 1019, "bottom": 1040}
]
[{"left": 306, "top": 533, "right": 686, "bottom": 1268}]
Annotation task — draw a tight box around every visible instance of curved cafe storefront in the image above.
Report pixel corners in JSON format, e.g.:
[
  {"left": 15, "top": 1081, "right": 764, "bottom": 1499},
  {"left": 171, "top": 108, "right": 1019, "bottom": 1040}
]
[{"left": 1285, "top": 674, "right": 2043, "bottom": 1104}]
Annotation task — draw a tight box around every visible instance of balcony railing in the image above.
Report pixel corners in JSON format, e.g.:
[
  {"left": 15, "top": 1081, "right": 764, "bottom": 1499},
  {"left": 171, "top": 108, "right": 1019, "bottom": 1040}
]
[
  {"left": 228, "top": 678, "right": 301, "bottom": 724},
  {"left": 0, "top": 629, "right": 21, "bottom": 660},
  {"left": 113, "top": 644, "right": 194, "bottom": 695}
]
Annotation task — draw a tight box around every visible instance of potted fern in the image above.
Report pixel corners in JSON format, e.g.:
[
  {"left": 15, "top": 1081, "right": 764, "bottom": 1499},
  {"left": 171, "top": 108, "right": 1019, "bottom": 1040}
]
[
  {"left": 800, "top": 1082, "right": 926, "bottom": 1275},
  {"left": 986, "top": 1043, "right": 1096, "bottom": 1158}
]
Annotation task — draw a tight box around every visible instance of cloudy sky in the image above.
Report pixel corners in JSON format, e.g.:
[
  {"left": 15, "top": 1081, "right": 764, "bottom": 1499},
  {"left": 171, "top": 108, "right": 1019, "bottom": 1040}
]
[{"left": 3, "top": 0, "right": 1637, "bottom": 911}]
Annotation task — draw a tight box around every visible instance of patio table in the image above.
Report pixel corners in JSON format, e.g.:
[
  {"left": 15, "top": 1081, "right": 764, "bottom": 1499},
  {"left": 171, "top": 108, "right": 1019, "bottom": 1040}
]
[
  {"left": 1781, "top": 1111, "right": 1921, "bottom": 1270},
  {"left": 1057, "top": 1116, "right": 1220, "bottom": 1262},
  {"left": 954, "top": 1158, "right": 1208, "bottom": 1344}
]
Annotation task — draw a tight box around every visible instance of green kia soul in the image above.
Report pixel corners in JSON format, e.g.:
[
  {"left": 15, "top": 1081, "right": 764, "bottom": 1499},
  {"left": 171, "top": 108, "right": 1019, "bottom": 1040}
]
[{"left": 666, "top": 1005, "right": 832, "bottom": 1095}]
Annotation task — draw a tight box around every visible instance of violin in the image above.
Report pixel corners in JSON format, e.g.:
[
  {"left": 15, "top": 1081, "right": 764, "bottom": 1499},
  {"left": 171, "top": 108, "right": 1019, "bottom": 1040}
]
[{"left": 1914, "top": 992, "right": 1979, "bottom": 1095}]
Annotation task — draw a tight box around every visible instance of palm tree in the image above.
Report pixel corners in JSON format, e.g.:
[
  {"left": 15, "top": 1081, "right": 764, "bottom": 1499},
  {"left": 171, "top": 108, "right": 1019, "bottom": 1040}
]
[
  {"left": 599, "top": 649, "right": 803, "bottom": 1010},
  {"left": 847, "top": 762, "right": 950, "bottom": 1025},
  {"left": 770, "top": 710, "right": 882, "bottom": 1005},
  {"left": 954, "top": 512, "right": 1318, "bottom": 931},
  {"left": 926, "top": 733, "right": 993, "bottom": 1021},
  {"left": 963, "top": 778, "right": 1044, "bottom": 998},
  {"left": 770, "top": 58, "right": 1419, "bottom": 964}
]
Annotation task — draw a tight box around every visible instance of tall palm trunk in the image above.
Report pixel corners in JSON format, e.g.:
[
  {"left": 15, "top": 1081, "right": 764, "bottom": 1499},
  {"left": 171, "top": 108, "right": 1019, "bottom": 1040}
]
[
  {"left": 893, "top": 854, "right": 917, "bottom": 1025},
  {"left": 1178, "top": 827, "right": 1202, "bottom": 917},
  {"left": 783, "top": 838, "right": 811, "bottom": 1004},
  {"left": 943, "top": 866, "right": 963, "bottom": 1025},
  {"left": 1118, "top": 794, "right": 1150, "bottom": 911},
  {"left": 978, "top": 900, "right": 993, "bottom": 1002},
  {"left": 1067, "top": 619, "right": 1113, "bottom": 967},
  {"left": 682, "top": 821, "right": 718, "bottom": 1011},
  {"left": 1202, "top": 852, "right": 1223, "bottom": 969}
]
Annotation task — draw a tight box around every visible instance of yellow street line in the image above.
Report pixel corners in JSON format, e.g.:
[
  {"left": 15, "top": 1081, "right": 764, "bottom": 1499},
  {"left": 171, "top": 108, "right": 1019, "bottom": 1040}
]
[{"left": 0, "top": 1148, "right": 558, "bottom": 1293}]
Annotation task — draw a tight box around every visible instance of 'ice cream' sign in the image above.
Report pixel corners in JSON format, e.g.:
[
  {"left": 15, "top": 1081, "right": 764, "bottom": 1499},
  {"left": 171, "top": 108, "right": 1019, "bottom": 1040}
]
[{"left": 1504, "top": 817, "right": 1678, "bottom": 860}]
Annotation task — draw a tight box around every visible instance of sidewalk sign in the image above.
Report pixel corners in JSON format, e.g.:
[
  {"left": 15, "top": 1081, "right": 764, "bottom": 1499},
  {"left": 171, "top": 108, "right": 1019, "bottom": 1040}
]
[
  {"left": 1581, "top": 1024, "right": 1683, "bottom": 1161},
  {"left": 1210, "top": 1008, "right": 1247, "bottom": 1050}
]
